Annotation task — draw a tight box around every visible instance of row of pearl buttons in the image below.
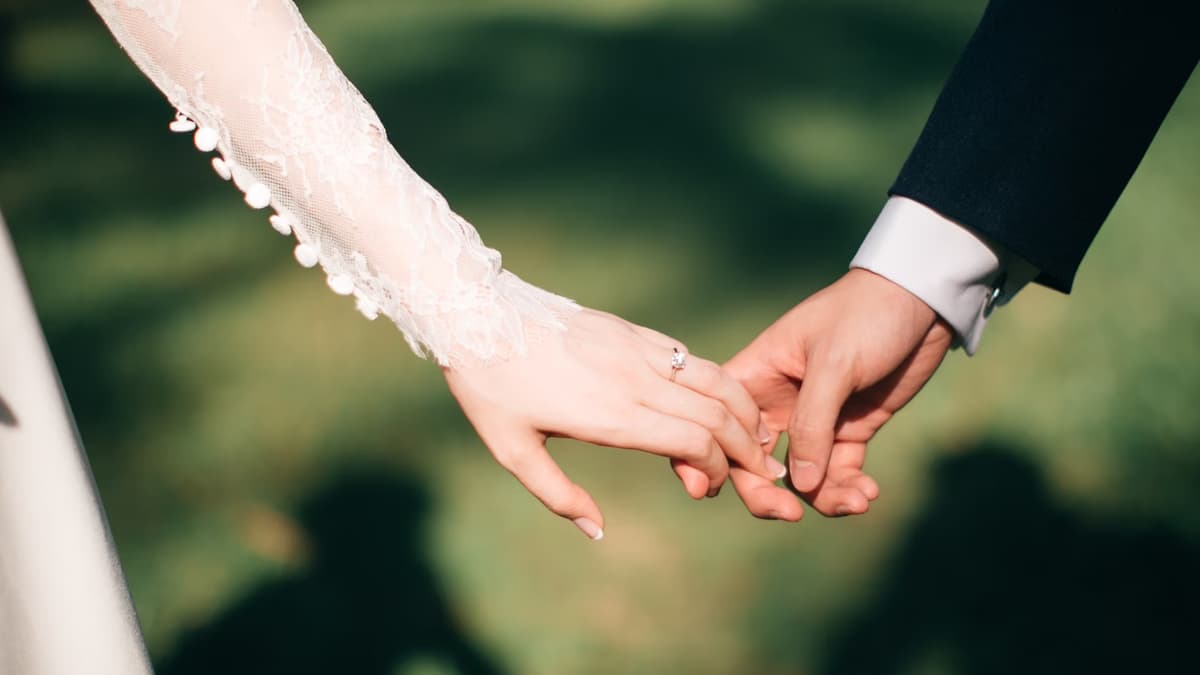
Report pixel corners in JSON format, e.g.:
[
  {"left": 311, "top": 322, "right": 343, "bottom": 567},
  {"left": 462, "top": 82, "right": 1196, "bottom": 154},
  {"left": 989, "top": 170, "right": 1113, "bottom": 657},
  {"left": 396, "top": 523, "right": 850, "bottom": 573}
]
[{"left": 168, "top": 111, "right": 377, "bottom": 319}]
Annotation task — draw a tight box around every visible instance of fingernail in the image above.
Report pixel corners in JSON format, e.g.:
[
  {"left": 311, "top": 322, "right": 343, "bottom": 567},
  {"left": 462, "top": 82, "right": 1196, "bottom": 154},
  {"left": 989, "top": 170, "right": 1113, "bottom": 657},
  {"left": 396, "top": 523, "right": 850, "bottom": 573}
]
[
  {"left": 765, "top": 455, "right": 787, "bottom": 479},
  {"left": 573, "top": 517, "right": 604, "bottom": 541},
  {"left": 706, "top": 485, "right": 722, "bottom": 498},
  {"left": 757, "top": 420, "right": 770, "bottom": 444},
  {"left": 792, "top": 459, "right": 817, "bottom": 474},
  {"left": 835, "top": 505, "right": 852, "bottom": 517}
]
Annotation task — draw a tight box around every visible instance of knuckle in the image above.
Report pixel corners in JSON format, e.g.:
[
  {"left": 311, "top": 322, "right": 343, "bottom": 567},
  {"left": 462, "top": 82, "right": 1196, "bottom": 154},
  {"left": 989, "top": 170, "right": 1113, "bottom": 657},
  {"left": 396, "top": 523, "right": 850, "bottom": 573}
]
[
  {"left": 699, "top": 401, "right": 732, "bottom": 431},
  {"left": 790, "top": 417, "right": 832, "bottom": 441},
  {"left": 490, "top": 446, "right": 523, "bottom": 473},
  {"left": 683, "top": 427, "right": 716, "bottom": 460},
  {"left": 591, "top": 409, "right": 635, "bottom": 447},
  {"left": 692, "top": 360, "right": 723, "bottom": 390},
  {"left": 540, "top": 490, "right": 576, "bottom": 516},
  {"left": 812, "top": 346, "right": 859, "bottom": 380},
  {"left": 507, "top": 455, "right": 537, "bottom": 479}
]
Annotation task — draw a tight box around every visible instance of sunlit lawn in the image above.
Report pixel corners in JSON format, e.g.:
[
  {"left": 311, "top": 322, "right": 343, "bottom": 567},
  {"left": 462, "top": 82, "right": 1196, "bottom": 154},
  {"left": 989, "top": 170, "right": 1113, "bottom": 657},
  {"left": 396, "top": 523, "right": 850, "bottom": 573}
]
[{"left": 3, "top": 1, "right": 1198, "bottom": 673}]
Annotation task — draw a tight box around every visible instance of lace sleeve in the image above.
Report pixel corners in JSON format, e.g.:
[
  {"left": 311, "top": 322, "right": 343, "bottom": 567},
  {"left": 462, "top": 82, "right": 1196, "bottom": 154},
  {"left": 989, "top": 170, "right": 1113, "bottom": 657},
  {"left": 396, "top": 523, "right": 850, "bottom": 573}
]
[{"left": 88, "top": 0, "right": 579, "bottom": 367}]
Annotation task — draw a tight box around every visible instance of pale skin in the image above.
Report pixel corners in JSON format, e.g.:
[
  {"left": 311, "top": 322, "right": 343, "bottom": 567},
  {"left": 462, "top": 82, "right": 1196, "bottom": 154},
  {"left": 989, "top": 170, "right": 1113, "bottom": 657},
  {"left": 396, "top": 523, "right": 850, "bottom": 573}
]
[
  {"left": 445, "top": 308, "right": 787, "bottom": 540},
  {"left": 722, "top": 268, "right": 955, "bottom": 520},
  {"left": 447, "top": 269, "right": 951, "bottom": 537}
]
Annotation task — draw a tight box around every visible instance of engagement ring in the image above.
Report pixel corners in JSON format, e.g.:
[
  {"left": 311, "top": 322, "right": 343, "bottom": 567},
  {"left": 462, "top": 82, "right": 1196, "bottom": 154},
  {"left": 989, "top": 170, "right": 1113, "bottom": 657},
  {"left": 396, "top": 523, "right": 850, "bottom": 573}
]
[{"left": 669, "top": 348, "right": 687, "bottom": 382}]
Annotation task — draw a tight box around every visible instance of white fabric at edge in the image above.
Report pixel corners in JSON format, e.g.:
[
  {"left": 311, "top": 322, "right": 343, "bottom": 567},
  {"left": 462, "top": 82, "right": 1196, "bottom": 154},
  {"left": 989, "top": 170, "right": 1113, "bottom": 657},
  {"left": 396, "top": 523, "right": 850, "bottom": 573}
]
[{"left": 0, "top": 215, "right": 153, "bottom": 675}]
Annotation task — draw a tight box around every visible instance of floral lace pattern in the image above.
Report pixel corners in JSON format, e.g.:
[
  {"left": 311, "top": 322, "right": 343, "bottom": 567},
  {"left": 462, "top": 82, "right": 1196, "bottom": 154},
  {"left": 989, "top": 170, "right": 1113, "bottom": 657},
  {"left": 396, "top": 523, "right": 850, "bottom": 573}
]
[{"left": 89, "top": 0, "right": 578, "bottom": 366}]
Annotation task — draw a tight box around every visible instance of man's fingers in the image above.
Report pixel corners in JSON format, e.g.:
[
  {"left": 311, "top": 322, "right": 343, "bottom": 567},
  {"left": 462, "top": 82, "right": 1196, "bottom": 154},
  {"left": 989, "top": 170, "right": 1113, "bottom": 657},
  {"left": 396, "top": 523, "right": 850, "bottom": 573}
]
[
  {"left": 803, "top": 442, "right": 878, "bottom": 516},
  {"left": 803, "top": 483, "right": 871, "bottom": 517},
  {"left": 729, "top": 466, "right": 804, "bottom": 521},
  {"left": 787, "top": 359, "right": 854, "bottom": 493},
  {"left": 845, "top": 474, "right": 880, "bottom": 501},
  {"left": 826, "top": 440, "right": 879, "bottom": 501},
  {"left": 489, "top": 433, "right": 606, "bottom": 540}
]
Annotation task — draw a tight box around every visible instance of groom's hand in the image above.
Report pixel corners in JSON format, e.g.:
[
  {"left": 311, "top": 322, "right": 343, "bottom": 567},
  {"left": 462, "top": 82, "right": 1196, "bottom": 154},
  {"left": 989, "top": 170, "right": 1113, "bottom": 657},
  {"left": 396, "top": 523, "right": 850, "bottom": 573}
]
[{"left": 723, "top": 269, "right": 954, "bottom": 519}]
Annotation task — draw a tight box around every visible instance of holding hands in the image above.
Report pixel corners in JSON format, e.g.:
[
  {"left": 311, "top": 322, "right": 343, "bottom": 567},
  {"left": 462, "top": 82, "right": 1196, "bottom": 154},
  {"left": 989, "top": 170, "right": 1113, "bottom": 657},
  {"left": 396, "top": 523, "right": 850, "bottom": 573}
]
[
  {"left": 447, "top": 270, "right": 955, "bottom": 538},
  {"left": 724, "top": 269, "right": 953, "bottom": 521},
  {"left": 445, "top": 307, "right": 787, "bottom": 540}
]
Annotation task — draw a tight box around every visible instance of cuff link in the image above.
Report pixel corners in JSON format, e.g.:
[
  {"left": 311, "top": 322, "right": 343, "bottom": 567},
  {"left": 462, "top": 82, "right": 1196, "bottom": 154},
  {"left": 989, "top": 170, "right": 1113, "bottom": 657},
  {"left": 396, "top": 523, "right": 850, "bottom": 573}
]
[{"left": 983, "top": 272, "right": 1007, "bottom": 318}]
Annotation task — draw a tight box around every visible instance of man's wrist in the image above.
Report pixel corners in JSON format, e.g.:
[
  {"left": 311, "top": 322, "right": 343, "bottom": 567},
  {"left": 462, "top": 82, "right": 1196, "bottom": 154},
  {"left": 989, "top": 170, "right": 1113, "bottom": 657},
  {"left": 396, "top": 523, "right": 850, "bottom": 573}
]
[{"left": 849, "top": 196, "right": 1038, "bottom": 355}]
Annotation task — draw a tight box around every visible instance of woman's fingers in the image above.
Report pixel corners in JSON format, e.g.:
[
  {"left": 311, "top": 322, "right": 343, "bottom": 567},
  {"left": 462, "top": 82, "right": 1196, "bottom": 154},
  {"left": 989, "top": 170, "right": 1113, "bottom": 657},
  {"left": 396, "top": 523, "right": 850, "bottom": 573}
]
[
  {"left": 636, "top": 341, "right": 783, "bottom": 483},
  {"left": 671, "top": 458, "right": 712, "bottom": 498},
  {"left": 487, "top": 431, "right": 606, "bottom": 540},
  {"left": 631, "top": 324, "right": 679, "bottom": 350},
  {"left": 635, "top": 336, "right": 766, "bottom": 444},
  {"left": 610, "top": 407, "right": 731, "bottom": 498},
  {"left": 640, "top": 377, "right": 784, "bottom": 483},
  {"left": 668, "top": 354, "right": 769, "bottom": 446}
]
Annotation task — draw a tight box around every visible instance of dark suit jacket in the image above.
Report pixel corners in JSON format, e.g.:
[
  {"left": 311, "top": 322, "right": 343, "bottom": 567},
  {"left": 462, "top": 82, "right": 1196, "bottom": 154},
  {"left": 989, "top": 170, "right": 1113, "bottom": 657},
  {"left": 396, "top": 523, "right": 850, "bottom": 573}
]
[{"left": 890, "top": 0, "right": 1198, "bottom": 292}]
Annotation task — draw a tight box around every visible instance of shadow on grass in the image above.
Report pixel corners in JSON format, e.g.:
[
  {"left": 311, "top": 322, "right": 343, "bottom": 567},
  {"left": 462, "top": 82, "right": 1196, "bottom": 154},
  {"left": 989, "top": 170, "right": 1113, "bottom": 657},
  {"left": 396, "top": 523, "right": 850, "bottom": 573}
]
[
  {"left": 155, "top": 466, "right": 508, "bottom": 675},
  {"left": 818, "top": 443, "right": 1200, "bottom": 675}
]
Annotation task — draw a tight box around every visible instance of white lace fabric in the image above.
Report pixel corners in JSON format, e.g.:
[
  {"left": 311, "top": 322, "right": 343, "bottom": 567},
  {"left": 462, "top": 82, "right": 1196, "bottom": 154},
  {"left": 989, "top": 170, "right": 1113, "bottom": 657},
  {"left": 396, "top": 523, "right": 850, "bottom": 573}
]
[{"left": 88, "top": 0, "right": 578, "bottom": 367}]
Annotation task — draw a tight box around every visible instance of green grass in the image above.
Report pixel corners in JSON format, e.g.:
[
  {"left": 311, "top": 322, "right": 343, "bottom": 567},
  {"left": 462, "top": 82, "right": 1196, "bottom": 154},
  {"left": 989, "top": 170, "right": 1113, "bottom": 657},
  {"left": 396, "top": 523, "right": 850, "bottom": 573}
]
[{"left": 3, "top": 1, "right": 1198, "bottom": 673}]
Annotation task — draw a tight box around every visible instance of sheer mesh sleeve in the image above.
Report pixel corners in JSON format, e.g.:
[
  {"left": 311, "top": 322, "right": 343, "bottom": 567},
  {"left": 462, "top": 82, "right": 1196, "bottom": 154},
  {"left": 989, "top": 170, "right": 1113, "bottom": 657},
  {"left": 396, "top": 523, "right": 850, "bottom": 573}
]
[{"left": 88, "top": 0, "right": 579, "bottom": 367}]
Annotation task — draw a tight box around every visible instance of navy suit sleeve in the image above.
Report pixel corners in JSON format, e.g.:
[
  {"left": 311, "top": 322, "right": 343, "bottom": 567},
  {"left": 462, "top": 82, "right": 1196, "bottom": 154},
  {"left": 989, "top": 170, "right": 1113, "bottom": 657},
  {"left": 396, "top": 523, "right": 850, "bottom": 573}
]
[{"left": 890, "top": 0, "right": 1198, "bottom": 292}]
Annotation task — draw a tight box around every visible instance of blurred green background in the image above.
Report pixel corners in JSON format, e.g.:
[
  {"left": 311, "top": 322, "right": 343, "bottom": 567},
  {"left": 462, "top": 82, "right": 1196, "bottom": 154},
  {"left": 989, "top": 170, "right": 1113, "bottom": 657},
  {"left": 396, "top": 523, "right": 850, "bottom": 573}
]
[{"left": 3, "top": 0, "right": 1199, "bottom": 673}]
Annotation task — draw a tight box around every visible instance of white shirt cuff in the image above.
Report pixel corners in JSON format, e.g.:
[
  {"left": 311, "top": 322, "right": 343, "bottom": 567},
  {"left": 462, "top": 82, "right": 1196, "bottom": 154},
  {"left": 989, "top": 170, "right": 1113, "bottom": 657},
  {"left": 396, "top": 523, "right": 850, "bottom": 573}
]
[{"left": 850, "top": 196, "right": 1039, "bottom": 355}]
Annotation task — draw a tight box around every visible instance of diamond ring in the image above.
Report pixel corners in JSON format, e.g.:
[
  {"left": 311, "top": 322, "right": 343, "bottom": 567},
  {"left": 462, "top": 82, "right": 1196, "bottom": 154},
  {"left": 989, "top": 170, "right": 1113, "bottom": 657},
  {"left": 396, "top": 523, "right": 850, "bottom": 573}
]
[{"left": 669, "top": 348, "right": 687, "bottom": 382}]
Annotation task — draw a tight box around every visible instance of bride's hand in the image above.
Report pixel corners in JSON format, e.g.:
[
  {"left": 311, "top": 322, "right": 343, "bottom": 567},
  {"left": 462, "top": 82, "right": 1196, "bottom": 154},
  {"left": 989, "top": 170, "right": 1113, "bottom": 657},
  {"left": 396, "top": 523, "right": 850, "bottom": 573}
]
[{"left": 444, "top": 308, "right": 787, "bottom": 540}]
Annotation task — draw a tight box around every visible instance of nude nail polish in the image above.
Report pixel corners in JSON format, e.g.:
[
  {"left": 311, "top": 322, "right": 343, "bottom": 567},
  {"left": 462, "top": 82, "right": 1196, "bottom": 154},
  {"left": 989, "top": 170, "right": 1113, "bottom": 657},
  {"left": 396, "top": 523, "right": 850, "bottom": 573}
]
[
  {"left": 573, "top": 517, "right": 604, "bottom": 540},
  {"left": 766, "top": 456, "right": 787, "bottom": 479}
]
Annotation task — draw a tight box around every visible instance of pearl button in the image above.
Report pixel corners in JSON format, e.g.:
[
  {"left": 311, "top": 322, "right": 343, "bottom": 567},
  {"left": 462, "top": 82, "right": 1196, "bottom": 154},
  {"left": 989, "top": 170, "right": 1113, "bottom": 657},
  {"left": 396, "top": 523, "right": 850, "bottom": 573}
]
[
  {"left": 269, "top": 214, "right": 293, "bottom": 236},
  {"left": 355, "top": 296, "right": 380, "bottom": 320},
  {"left": 169, "top": 116, "right": 197, "bottom": 133},
  {"left": 244, "top": 183, "right": 271, "bottom": 209},
  {"left": 194, "top": 127, "right": 219, "bottom": 152},
  {"left": 211, "top": 157, "right": 232, "bottom": 181},
  {"left": 294, "top": 243, "right": 319, "bottom": 268},
  {"left": 327, "top": 274, "right": 354, "bottom": 296}
]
